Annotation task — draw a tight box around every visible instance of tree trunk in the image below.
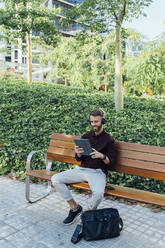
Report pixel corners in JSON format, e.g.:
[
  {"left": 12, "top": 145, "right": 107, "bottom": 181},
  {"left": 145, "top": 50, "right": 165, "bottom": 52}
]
[
  {"left": 65, "top": 78, "right": 69, "bottom": 86},
  {"left": 104, "top": 71, "right": 108, "bottom": 92},
  {"left": 114, "top": 23, "right": 123, "bottom": 112},
  {"left": 27, "top": 32, "right": 32, "bottom": 84}
]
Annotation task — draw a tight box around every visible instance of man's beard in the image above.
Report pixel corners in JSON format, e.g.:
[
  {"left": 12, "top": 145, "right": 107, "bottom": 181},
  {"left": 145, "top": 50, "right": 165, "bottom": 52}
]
[{"left": 92, "top": 125, "right": 102, "bottom": 133}]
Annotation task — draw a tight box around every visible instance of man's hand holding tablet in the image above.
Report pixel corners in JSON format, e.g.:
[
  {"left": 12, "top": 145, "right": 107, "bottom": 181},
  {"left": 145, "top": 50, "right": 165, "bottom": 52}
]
[{"left": 74, "top": 139, "right": 93, "bottom": 156}]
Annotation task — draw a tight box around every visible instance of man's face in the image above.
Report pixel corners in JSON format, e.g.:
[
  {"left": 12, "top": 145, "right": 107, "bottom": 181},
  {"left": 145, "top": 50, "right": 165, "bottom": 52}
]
[{"left": 90, "top": 115, "right": 103, "bottom": 133}]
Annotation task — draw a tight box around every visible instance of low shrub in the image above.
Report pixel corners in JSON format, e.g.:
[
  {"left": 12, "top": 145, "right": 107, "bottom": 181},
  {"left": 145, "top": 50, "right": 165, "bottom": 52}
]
[{"left": 0, "top": 79, "right": 165, "bottom": 193}]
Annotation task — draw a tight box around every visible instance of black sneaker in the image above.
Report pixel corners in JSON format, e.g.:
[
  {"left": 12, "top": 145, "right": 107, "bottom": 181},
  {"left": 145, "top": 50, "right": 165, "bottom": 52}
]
[{"left": 63, "top": 205, "right": 83, "bottom": 225}]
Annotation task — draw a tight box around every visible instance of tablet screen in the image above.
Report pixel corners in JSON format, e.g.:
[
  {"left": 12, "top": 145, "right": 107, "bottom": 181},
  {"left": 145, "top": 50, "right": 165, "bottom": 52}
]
[{"left": 74, "top": 138, "right": 93, "bottom": 156}]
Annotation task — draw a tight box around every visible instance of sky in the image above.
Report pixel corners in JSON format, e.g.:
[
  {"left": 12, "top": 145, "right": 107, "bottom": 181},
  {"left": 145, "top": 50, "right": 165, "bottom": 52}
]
[{"left": 124, "top": 0, "right": 165, "bottom": 41}]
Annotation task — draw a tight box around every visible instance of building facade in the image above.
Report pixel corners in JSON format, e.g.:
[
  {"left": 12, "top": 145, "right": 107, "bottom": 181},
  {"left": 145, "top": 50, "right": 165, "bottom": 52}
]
[{"left": 0, "top": 0, "right": 83, "bottom": 81}]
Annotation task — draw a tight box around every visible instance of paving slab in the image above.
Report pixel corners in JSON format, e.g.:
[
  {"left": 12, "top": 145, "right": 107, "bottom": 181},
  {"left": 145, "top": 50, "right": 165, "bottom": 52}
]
[{"left": 0, "top": 176, "right": 165, "bottom": 248}]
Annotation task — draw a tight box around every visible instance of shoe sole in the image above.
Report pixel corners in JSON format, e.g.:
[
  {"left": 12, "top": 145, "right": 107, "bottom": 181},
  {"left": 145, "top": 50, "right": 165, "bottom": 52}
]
[{"left": 63, "top": 210, "right": 82, "bottom": 225}]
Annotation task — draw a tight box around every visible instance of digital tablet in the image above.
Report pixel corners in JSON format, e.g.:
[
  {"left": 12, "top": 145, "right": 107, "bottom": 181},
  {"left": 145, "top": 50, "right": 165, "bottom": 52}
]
[{"left": 74, "top": 138, "right": 93, "bottom": 156}]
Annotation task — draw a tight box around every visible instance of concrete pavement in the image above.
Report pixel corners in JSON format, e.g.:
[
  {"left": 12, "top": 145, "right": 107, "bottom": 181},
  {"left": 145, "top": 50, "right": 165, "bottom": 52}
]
[{"left": 0, "top": 176, "right": 165, "bottom": 248}]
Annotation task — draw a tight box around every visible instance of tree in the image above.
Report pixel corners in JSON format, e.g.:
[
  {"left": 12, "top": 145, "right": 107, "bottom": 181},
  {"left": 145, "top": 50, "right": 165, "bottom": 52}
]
[
  {"left": 125, "top": 38, "right": 165, "bottom": 96},
  {"left": 66, "top": 0, "right": 153, "bottom": 112},
  {"left": 40, "top": 34, "right": 115, "bottom": 90},
  {"left": 0, "top": 0, "right": 60, "bottom": 83}
]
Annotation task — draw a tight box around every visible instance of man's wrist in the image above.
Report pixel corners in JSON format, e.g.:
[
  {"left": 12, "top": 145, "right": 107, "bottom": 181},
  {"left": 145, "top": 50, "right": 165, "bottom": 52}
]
[
  {"left": 101, "top": 154, "right": 106, "bottom": 160},
  {"left": 77, "top": 153, "right": 82, "bottom": 158}
]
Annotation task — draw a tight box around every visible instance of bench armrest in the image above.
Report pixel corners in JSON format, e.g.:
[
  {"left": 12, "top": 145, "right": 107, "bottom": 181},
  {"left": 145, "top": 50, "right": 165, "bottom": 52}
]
[{"left": 26, "top": 150, "right": 49, "bottom": 172}]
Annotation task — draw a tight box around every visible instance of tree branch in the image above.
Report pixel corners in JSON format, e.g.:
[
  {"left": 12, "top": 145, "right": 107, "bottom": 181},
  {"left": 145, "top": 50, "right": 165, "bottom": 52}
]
[
  {"left": 119, "top": 0, "right": 128, "bottom": 23},
  {"left": 112, "top": 9, "right": 118, "bottom": 21}
]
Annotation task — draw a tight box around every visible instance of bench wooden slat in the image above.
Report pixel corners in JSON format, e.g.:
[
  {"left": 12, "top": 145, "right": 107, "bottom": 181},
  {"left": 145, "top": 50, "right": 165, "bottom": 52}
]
[
  {"left": 119, "top": 150, "right": 165, "bottom": 164},
  {"left": 118, "top": 158, "right": 165, "bottom": 173},
  {"left": 48, "top": 147, "right": 75, "bottom": 157},
  {"left": 118, "top": 141, "right": 165, "bottom": 155},
  {"left": 50, "top": 133, "right": 79, "bottom": 142},
  {"left": 26, "top": 170, "right": 57, "bottom": 180},
  {"left": 71, "top": 182, "right": 165, "bottom": 207},
  {"left": 47, "top": 153, "right": 80, "bottom": 165},
  {"left": 26, "top": 170, "right": 165, "bottom": 206},
  {"left": 112, "top": 165, "right": 165, "bottom": 181},
  {"left": 50, "top": 139, "right": 75, "bottom": 149}
]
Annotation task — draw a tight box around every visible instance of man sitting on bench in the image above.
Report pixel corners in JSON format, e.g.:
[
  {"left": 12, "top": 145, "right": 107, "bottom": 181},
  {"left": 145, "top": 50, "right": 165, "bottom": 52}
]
[{"left": 51, "top": 109, "right": 117, "bottom": 225}]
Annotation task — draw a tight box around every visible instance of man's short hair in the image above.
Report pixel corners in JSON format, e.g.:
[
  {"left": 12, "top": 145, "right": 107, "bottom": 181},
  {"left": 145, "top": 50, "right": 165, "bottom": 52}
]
[{"left": 90, "top": 109, "right": 104, "bottom": 117}]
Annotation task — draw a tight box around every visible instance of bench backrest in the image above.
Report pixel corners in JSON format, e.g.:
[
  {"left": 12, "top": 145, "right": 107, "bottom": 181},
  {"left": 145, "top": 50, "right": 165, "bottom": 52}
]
[{"left": 47, "top": 133, "right": 165, "bottom": 181}]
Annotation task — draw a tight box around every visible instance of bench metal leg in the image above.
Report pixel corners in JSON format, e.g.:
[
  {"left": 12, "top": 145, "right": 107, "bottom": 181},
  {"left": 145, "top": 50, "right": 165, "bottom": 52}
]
[{"left": 26, "top": 176, "right": 52, "bottom": 203}]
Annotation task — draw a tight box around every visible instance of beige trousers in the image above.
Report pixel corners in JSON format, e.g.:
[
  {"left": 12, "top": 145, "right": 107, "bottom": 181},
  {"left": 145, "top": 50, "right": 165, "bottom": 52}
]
[{"left": 51, "top": 166, "right": 106, "bottom": 209}]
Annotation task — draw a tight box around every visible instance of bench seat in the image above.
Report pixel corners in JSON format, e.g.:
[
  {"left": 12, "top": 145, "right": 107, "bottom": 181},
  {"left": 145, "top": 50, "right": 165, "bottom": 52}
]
[{"left": 26, "top": 169, "right": 165, "bottom": 206}]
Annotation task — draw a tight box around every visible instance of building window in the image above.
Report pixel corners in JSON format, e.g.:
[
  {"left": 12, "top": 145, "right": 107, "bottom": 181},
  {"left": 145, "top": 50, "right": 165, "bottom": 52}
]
[
  {"left": 22, "top": 45, "right": 26, "bottom": 55},
  {"left": 15, "top": 50, "right": 18, "bottom": 60},
  {"left": 5, "top": 56, "right": 11, "bottom": 62},
  {"left": 22, "top": 57, "right": 27, "bottom": 64}
]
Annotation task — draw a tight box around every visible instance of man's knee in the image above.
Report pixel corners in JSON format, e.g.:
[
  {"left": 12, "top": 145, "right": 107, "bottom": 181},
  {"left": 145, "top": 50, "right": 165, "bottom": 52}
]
[{"left": 51, "top": 174, "right": 62, "bottom": 186}]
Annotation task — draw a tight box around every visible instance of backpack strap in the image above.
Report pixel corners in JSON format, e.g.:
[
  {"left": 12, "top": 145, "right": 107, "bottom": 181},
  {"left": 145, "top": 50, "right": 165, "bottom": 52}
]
[
  {"left": 119, "top": 217, "right": 124, "bottom": 232},
  {"left": 71, "top": 224, "right": 83, "bottom": 244}
]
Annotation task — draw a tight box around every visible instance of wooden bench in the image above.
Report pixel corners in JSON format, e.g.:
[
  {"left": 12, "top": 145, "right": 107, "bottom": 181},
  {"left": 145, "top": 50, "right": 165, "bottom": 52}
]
[{"left": 26, "top": 133, "right": 165, "bottom": 206}]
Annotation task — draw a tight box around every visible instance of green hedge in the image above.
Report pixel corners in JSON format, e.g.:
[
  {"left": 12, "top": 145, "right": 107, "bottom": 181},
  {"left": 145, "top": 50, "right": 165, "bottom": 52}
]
[{"left": 0, "top": 79, "right": 165, "bottom": 193}]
